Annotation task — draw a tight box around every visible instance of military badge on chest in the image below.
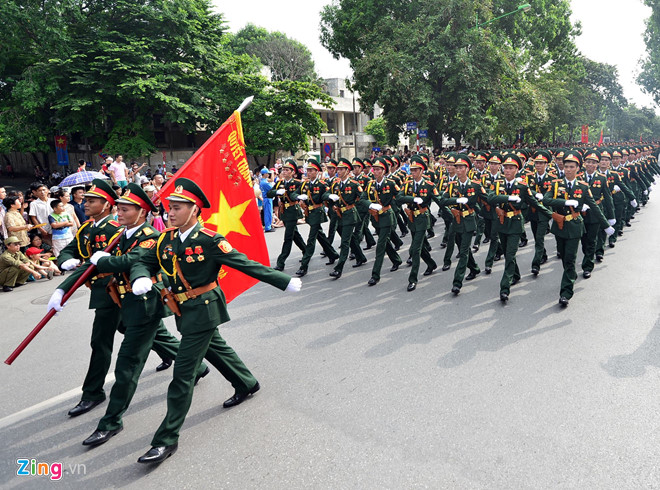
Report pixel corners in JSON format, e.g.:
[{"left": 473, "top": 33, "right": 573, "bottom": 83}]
[{"left": 95, "top": 234, "right": 108, "bottom": 248}]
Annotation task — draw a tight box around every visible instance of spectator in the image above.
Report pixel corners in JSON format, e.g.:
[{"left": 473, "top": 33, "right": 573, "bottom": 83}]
[
  {"left": 70, "top": 186, "right": 87, "bottom": 223},
  {"left": 0, "top": 236, "right": 41, "bottom": 292},
  {"left": 145, "top": 167, "right": 152, "bottom": 179},
  {"left": 152, "top": 174, "right": 165, "bottom": 193},
  {"left": 259, "top": 168, "right": 274, "bottom": 232},
  {"left": 55, "top": 188, "right": 81, "bottom": 234},
  {"left": 26, "top": 246, "right": 59, "bottom": 278},
  {"left": 48, "top": 199, "right": 75, "bottom": 257},
  {"left": 129, "top": 161, "right": 147, "bottom": 183},
  {"left": 109, "top": 156, "right": 129, "bottom": 188},
  {"left": 0, "top": 186, "right": 7, "bottom": 245},
  {"left": 4, "top": 195, "right": 32, "bottom": 249},
  {"left": 28, "top": 183, "right": 54, "bottom": 245},
  {"left": 29, "top": 233, "right": 53, "bottom": 258},
  {"left": 77, "top": 159, "right": 86, "bottom": 172}
]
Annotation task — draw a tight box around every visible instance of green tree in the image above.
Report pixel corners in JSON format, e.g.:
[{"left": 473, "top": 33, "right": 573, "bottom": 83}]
[
  {"left": 639, "top": 0, "right": 660, "bottom": 106},
  {"left": 364, "top": 117, "right": 387, "bottom": 147}
]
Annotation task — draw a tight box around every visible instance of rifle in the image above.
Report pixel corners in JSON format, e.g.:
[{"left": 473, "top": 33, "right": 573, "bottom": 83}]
[{"left": 5, "top": 231, "right": 124, "bottom": 365}]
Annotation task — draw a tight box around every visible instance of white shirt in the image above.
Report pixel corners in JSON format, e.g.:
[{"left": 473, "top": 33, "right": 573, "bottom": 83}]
[
  {"left": 125, "top": 224, "right": 141, "bottom": 239},
  {"left": 179, "top": 225, "right": 195, "bottom": 243},
  {"left": 109, "top": 161, "right": 128, "bottom": 182},
  {"left": 29, "top": 198, "right": 54, "bottom": 233}
]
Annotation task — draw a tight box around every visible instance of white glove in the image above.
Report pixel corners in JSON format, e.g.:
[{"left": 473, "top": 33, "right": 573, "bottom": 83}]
[
  {"left": 369, "top": 203, "right": 383, "bottom": 211},
  {"left": 60, "top": 258, "right": 80, "bottom": 271},
  {"left": 285, "top": 277, "right": 302, "bottom": 293},
  {"left": 565, "top": 199, "right": 579, "bottom": 207},
  {"left": 643, "top": 190, "right": 648, "bottom": 195},
  {"left": 456, "top": 197, "right": 468, "bottom": 204},
  {"left": 47, "top": 289, "right": 66, "bottom": 313},
  {"left": 328, "top": 194, "right": 339, "bottom": 201},
  {"left": 297, "top": 194, "right": 308, "bottom": 201},
  {"left": 535, "top": 193, "right": 544, "bottom": 200},
  {"left": 608, "top": 218, "right": 616, "bottom": 226},
  {"left": 605, "top": 226, "right": 615, "bottom": 236},
  {"left": 613, "top": 185, "right": 621, "bottom": 192},
  {"left": 648, "top": 187, "right": 652, "bottom": 192},
  {"left": 581, "top": 204, "right": 590, "bottom": 212},
  {"left": 630, "top": 199, "right": 638, "bottom": 207},
  {"left": 508, "top": 195, "right": 521, "bottom": 203},
  {"left": 276, "top": 189, "right": 286, "bottom": 195},
  {"left": 131, "top": 277, "right": 153, "bottom": 295},
  {"left": 90, "top": 251, "right": 110, "bottom": 265},
  {"left": 413, "top": 197, "right": 423, "bottom": 204}
]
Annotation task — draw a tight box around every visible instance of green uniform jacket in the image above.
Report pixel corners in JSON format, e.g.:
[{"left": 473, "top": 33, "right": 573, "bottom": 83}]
[
  {"left": 362, "top": 177, "right": 399, "bottom": 229},
  {"left": 299, "top": 178, "right": 330, "bottom": 226},
  {"left": 543, "top": 179, "right": 609, "bottom": 239},
  {"left": 580, "top": 172, "right": 615, "bottom": 223},
  {"left": 604, "top": 169, "right": 635, "bottom": 203},
  {"left": 523, "top": 171, "right": 557, "bottom": 222},
  {"left": 0, "top": 250, "right": 29, "bottom": 271},
  {"left": 396, "top": 177, "right": 438, "bottom": 230},
  {"left": 58, "top": 215, "right": 124, "bottom": 309},
  {"left": 488, "top": 179, "right": 552, "bottom": 234},
  {"left": 130, "top": 222, "right": 291, "bottom": 335},
  {"left": 437, "top": 179, "right": 485, "bottom": 234},
  {"left": 267, "top": 179, "right": 302, "bottom": 223},
  {"left": 329, "top": 178, "right": 362, "bottom": 226},
  {"left": 93, "top": 223, "right": 170, "bottom": 327}
]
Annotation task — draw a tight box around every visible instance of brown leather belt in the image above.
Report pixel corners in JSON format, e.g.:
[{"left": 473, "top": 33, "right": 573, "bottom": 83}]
[
  {"left": 175, "top": 281, "right": 218, "bottom": 303},
  {"left": 117, "top": 276, "right": 158, "bottom": 294},
  {"left": 92, "top": 272, "right": 113, "bottom": 281},
  {"left": 308, "top": 203, "right": 324, "bottom": 210},
  {"left": 339, "top": 204, "right": 355, "bottom": 212},
  {"left": 377, "top": 205, "right": 391, "bottom": 214},
  {"left": 505, "top": 210, "right": 522, "bottom": 218},
  {"left": 284, "top": 202, "right": 297, "bottom": 209},
  {"left": 413, "top": 206, "right": 428, "bottom": 217}
]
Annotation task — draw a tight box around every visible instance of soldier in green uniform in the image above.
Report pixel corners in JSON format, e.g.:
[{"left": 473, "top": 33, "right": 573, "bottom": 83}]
[
  {"left": 483, "top": 152, "right": 504, "bottom": 274},
  {"left": 361, "top": 157, "right": 402, "bottom": 286},
  {"left": 352, "top": 158, "right": 377, "bottom": 251},
  {"left": 328, "top": 159, "right": 367, "bottom": 278},
  {"left": 487, "top": 154, "right": 551, "bottom": 302},
  {"left": 525, "top": 150, "right": 556, "bottom": 275},
  {"left": 324, "top": 160, "right": 340, "bottom": 245},
  {"left": 470, "top": 152, "right": 489, "bottom": 252},
  {"left": 543, "top": 150, "right": 615, "bottom": 307},
  {"left": 129, "top": 178, "right": 300, "bottom": 463},
  {"left": 579, "top": 150, "right": 615, "bottom": 278},
  {"left": 437, "top": 154, "right": 482, "bottom": 295},
  {"left": 295, "top": 160, "right": 339, "bottom": 277},
  {"left": 50, "top": 179, "right": 176, "bottom": 417},
  {"left": 266, "top": 160, "right": 306, "bottom": 271},
  {"left": 55, "top": 183, "right": 208, "bottom": 447},
  {"left": 607, "top": 149, "right": 637, "bottom": 247},
  {"left": 396, "top": 156, "right": 438, "bottom": 292}
]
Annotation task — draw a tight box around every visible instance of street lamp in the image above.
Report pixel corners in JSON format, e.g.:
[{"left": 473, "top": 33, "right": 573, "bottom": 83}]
[{"left": 474, "top": 3, "right": 531, "bottom": 30}]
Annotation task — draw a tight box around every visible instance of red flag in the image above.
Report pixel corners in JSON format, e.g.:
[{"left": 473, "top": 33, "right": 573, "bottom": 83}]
[
  {"left": 54, "top": 135, "right": 67, "bottom": 149},
  {"left": 598, "top": 129, "right": 603, "bottom": 145},
  {"left": 157, "top": 110, "right": 268, "bottom": 303},
  {"left": 581, "top": 125, "right": 589, "bottom": 143}
]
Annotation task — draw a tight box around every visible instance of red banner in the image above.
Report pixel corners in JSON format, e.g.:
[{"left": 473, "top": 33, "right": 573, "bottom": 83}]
[
  {"left": 581, "top": 125, "right": 589, "bottom": 143},
  {"left": 157, "top": 111, "right": 269, "bottom": 303},
  {"left": 598, "top": 129, "right": 603, "bottom": 145},
  {"left": 54, "top": 135, "right": 67, "bottom": 149}
]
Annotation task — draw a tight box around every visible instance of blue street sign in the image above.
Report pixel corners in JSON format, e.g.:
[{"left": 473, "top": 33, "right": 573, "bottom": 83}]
[
  {"left": 323, "top": 143, "right": 332, "bottom": 154},
  {"left": 406, "top": 122, "right": 417, "bottom": 130},
  {"left": 418, "top": 129, "right": 428, "bottom": 138},
  {"left": 372, "top": 147, "right": 381, "bottom": 152}
]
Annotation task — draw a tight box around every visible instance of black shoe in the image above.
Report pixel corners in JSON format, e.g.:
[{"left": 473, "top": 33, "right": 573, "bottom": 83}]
[
  {"left": 483, "top": 237, "right": 490, "bottom": 244},
  {"left": 264, "top": 229, "right": 275, "bottom": 233},
  {"left": 352, "top": 259, "right": 367, "bottom": 268},
  {"left": 625, "top": 222, "right": 631, "bottom": 227},
  {"left": 390, "top": 263, "right": 400, "bottom": 272},
  {"left": 400, "top": 232, "right": 408, "bottom": 238},
  {"left": 541, "top": 256, "right": 548, "bottom": 265},
  {"left": 427, "top": 231, "right": 435, "bottom": 239},
  {"left": 295, "top": 269, "right": 307, "bottom": 277},
  {"left": 500, "top": 293, "right": 509, "bottom": 302},
  {"left": 406, "top": 257, "right": 413, "bottom": 265},
  {"left": 494, "top": 254, "right": 502, "bottom": 261},
  {"left": 423, "top": 265, "right": 437, "bottom": 276},
  {"left": 367, "top": 277, "right": 379, "bottom": 286},
  {"left": 455, "top": 252, "right": 460, "bottom": 258},
  {"left": 596, "top": 255, "right": 603, "bottom": 262},
  {"left": 156, "top": 359, "right": 172, "bottom": 372},
  {"left": 407, "top": 282, "right": 416, "bottom": 292},
  {"left": 394, "top": 244, "right": 401, "bottom": 251},
  {"left": 440, "top": 242, "right": 447, "bottom": 248},
  {"left": 617, "top": 231, "right": 623, "bottom": 236},
  {"left": 349, "top": 253, "right": 355, "bottom": 260},
  {"left": 82, "top": 427, "right": 123, "bottom": 447},
  {"left": 3, "top": 286, "right": 13, "bottom": 292},
  {"left": 465, "top": 270, "right": 480, "bottom": 281},
  {"left": 451, "top": 286, "right": 460, "bottom": 295},
  {"left": 441, "top": 264, "right": 450, "bottom": 271},
  {"left": 582, "top": 271, "right": 591, "bottom": 279},
  {"left": 273, "top": 265, "right": 284, "bottom": 271},
  {"left": 608, "top": 243, "right": 615, "bottom": 248},
  {"left": 485, "top": 267, "right": 492, "bottom": 274},
  {"left": 223, "top": 382, "right": 260, "bottom": 408},
  {"left": 320, "top": 252, "right": 327, "bottom": 257},
  {"left": 194, "top": 367, "right": 210, "bottom": 386},
  {"left": 556, "top": 252, "right": 562, "bottom": 258},
  {"left": 519, "top": 238, "right": 528, "bottom": 247},
  {"left": 511, "top": 277, "right": 520, "bottom": 286},
  {"left": 559, "top": 296, "right": 569, "bottom": 307},
  {"left": 68, "top": 399, "right": 103, "bottom": 417},
  {"left": 325, "top": 258, "right": 336, "bottom": 265},
  {"left": 329, "top": 270, "right": 342, "bottom": 279},
  {"left": 137, "top": 444, "right": 178, "bottom": 464},
  {"left": 531, "top": 267, "right": 539, "bottom": 276},
  {"left": 472, "top": 245, "right": 480, "bottom": 253}
]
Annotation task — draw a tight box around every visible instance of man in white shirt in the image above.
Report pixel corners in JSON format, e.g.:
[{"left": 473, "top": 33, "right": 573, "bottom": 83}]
[
  {"left": 29, "top": 183, "right": 54, "bottom": 244},
  {"left": 108, "top": 156, "right": 129, "bottom": 189}
]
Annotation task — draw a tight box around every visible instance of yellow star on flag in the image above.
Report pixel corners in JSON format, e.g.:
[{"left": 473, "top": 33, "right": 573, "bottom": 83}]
[
  {"left": 56, "top": 138, "right": 65, "bottom": 145},
  {"left": 205, "top": 191, "right": 251, "bottom": 237}
]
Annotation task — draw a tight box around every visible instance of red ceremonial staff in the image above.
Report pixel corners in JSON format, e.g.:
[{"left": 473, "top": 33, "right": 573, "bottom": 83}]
[{"left": 4, "top": 231, "right": 124, "bottom": 365}]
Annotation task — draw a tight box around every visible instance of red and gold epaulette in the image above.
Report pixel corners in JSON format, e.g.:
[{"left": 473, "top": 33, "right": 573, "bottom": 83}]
[
  {"left": 200, "top": 227, "right": 216, "bottom": 237},
  {"left": 84, "top": 218, "right": 94, "bottom": 224},
  {"left": 162, "top": 227, "right": 176, "bottom": 232},
  {"left": 139, "top": 239, "right": 157, "bottom": 249},
  {"left": 108, "top": 220, "right": 120, "bottom": 227},
  {"left": 577, "top": 180, "right": 588, "bottom": 186}
]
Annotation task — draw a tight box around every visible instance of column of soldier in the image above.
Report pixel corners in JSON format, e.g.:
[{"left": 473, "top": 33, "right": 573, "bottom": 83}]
[{"left": 271, "top": 145, "right": 659, "bottom": 307}]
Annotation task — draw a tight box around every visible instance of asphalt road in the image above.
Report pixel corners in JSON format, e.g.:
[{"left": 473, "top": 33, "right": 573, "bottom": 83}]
[{"left": 1, "top": 198, "right": 660, "bottom": 489}]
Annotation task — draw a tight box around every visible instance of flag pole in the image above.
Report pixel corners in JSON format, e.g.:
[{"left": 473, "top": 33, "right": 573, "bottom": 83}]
[{"left": 237, "top": 96, "right": 254, "bottom": 114}]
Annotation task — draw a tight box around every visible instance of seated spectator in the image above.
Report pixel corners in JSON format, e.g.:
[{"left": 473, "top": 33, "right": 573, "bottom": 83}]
[
  {"left": 0, "top": 236, "right": 42, "bottom": 291},
  {"left": 26, "top": 246, "right": 59, "bottom": 278},
  {"left": 48, "top": 199, "right": 75, "bottom": 257},
  {"left": 4, "top": 195, "right": 32, "bottom": 250},
  {"left": 29, "top": 233, "right": 53, "bottom": 258}
]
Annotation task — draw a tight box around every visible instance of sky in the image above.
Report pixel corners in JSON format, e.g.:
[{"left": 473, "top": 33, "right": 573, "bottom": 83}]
[{"left": 214, "top": 0, "right": 657, "bottom": 111}]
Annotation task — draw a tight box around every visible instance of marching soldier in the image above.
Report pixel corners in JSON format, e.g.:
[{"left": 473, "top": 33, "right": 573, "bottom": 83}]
[
  {"left": 266, "top": 160, "right": 306, "bottom": 271},
  {"left": 352, "top": 158, "right": 377, "bottom": 251},
  {"left": 525, "top": 150, "right": 556, "bottom": 275},
  {"left": 328, "top": 158, "right": 367, "bottom": 279},
  {"left": 129, "top": 178, "right": 301, "bottom": 463},
  {"left": 324, "top": 160, "right": 340, "bottom": 245},
  {"left": 361, "top": 157, "right": 402, "bottom": 286},
  {"left": 543, "top": 150, "right": 615, "bottom": 307},
  {"left": 607, "top": 149, "right": 637, "bottom": 247},
  {"left": 396, "top": 155, "right": 438, "bottom": 292},
  {"left": 487, "top": 154, "right": 552, "bottom": 302},
  {"left": 482, "top": 152, "right": 504, "bottom": 274},
  {"left": 437, "top": 154, "right": 482, "bottom": 295},
  {"left": 470, "top": 151, "right": 489, "bottom": 251},
  {"left": 295, "top": 160, "right": 339, "bottom": 277}
]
